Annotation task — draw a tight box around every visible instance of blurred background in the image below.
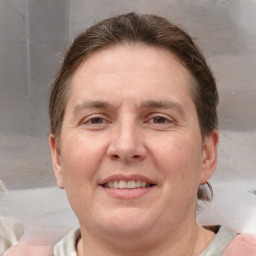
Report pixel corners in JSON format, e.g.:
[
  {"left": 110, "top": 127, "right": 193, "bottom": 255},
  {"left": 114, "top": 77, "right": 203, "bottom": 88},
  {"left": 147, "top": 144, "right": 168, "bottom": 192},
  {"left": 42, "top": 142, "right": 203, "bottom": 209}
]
[{"left": 0, "top": 0, "right": 255, "bottom": 190}]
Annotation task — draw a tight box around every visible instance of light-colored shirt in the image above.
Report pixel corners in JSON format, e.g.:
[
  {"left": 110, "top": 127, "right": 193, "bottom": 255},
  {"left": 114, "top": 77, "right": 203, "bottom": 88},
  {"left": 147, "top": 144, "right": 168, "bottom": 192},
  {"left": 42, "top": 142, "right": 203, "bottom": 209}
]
[{"left": 53, "top": 226, "right": 256, "bottom": 256}]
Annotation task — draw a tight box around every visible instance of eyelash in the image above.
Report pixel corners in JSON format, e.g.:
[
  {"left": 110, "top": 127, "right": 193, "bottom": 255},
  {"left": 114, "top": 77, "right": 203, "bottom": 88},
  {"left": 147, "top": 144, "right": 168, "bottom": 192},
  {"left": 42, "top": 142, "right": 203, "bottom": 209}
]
[
  {"left": 147, "top": 115, "right": 171, "bottom": 124},
  {"left": 87, "top": 117, "right": 106, "bottom": 124},
  {"left": 80, "top": 114, "right": 110, "bottom": 126}
]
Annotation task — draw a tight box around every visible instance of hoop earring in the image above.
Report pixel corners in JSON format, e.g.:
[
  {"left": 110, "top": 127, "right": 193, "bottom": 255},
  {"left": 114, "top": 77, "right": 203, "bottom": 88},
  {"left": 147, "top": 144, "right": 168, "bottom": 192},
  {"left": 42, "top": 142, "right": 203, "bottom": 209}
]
[
  {"left": 205, "top": 181, "right": 213, "bottom": 199},
  {"left": 206, "top": 181, "right": 212, "bottom": 190}
]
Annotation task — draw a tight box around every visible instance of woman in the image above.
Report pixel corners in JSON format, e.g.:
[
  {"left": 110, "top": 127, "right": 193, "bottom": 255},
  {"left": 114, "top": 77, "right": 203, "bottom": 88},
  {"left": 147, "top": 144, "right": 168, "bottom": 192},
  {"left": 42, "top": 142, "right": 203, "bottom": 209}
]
[
  {"left": 5, "top": 12, "right": 255, "bottom": 256},
  {"left": 48, "top": 13, "right": 256, "bottom": 255}
]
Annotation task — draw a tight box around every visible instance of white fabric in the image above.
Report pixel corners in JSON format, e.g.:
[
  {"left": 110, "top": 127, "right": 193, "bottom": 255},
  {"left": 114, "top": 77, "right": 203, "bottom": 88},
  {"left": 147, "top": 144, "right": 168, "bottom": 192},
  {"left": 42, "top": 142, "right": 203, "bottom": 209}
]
[
  {"left": 197, "top": 180, "right": 256, "bottom": 234},
  {"left": 54, "top": 228, "right": 80, "bottom": 256},
  {"left": 0, "top": 216, "right": 24, "bottom": 255},
  {"left": 0, "top": 187, "right": 78, "bottom": 230}
]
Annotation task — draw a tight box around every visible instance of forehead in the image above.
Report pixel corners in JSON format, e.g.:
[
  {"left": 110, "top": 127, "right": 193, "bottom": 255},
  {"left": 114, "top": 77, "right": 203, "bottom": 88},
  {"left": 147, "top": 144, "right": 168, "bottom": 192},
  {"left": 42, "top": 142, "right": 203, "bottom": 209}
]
[
  {"left": 68, "top": 43, "right": 194, "bottom": 107},
  {"left": 75, "top": 43, "right": 191, "bottom": 79}
]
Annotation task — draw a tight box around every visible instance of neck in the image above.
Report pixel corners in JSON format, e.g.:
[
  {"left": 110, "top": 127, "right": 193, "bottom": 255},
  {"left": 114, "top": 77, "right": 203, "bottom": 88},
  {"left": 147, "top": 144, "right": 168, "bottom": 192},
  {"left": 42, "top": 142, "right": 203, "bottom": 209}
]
[{"left": 77, "top": 222, "right": 215, "bottom": 256}]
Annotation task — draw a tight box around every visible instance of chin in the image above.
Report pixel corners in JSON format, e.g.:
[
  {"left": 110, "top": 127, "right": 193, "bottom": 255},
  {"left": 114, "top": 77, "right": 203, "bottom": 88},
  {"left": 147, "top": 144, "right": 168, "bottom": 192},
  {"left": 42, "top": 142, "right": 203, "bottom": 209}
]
[{"left": 97, "top": 207, "right": 156, "bottom": 237}]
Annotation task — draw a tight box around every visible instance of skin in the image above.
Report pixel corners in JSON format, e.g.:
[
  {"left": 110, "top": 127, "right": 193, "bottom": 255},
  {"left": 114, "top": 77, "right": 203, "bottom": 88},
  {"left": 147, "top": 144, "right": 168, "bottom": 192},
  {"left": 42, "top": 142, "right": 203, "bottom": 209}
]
[
  {"left": 4, "top": 236, "right": 53, "bottom": 256},
  {"left": 50, "top": 43, "right": 218, "bottom": 256}
]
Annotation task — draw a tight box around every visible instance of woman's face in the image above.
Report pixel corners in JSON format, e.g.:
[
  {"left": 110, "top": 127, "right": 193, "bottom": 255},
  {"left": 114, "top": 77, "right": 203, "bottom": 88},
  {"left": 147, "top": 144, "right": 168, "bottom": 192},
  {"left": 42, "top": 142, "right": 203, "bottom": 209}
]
[{"left": 50, "top": 44, "right": 217, "bottom": 239}]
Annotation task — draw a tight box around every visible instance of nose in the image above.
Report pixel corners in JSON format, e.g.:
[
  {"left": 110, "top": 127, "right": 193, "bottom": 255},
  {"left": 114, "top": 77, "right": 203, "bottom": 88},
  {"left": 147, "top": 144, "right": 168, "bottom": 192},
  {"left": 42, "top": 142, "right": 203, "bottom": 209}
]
[{"left": 107, "top": 120, "right": 147, "bottom": 162}]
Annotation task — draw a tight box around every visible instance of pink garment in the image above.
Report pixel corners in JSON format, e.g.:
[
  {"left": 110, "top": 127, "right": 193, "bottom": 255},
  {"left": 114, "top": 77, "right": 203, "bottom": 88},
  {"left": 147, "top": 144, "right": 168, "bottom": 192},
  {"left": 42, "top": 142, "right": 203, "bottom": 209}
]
[{"left": 223, "top": 233, "right": 256, "bottom": 256}]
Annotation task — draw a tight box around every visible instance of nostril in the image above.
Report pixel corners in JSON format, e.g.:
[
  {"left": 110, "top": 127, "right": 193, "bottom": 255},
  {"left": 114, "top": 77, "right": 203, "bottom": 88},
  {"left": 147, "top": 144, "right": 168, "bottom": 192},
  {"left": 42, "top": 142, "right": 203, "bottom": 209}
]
[{"left": 110, "top": 154, "right": 140, "bottom": 160}]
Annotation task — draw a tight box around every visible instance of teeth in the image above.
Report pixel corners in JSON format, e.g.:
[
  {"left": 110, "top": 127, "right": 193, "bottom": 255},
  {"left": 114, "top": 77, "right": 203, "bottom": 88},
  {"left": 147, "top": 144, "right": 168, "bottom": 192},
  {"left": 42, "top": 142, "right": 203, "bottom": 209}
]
[
  {"left": 104, "top": 180, "right": 152, "bottom": 189},
  {"left": 113, "top": 180, "right": 119, "bottom": 188},
  {"left": 119, "top": 180, "right": 127, "bottom": 189},
  {"left": 127, "top": 180, "right": 136, "bottom": 188},
  {"left": 136, "top": 180, "right": 141, "bottom": 188},
  {"left": 141, "top": 181, "right": 146, "bottom": 188}
]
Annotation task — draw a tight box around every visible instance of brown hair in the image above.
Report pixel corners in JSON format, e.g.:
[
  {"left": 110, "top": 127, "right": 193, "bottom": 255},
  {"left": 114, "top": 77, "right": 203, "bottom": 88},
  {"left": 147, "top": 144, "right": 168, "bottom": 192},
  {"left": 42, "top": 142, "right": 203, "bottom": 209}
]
[{"left": 49, "top": 12, "right": 218, "bottom": 200}]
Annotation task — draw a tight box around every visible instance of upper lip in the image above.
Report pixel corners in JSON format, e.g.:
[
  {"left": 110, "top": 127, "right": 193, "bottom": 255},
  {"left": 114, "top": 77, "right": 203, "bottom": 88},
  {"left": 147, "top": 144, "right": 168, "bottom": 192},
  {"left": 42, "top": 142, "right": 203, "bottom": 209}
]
[{"left": 99, "top": 174, "right": 156, "bottom": 185}]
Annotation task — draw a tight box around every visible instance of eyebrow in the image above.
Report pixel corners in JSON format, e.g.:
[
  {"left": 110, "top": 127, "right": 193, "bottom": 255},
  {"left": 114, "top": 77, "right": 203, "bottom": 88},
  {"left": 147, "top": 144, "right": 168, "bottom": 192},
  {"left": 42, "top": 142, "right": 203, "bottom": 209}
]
[
  {"left": 72, "top": 100, "right": 115, "bottom": 115},
  {"left": 72, "top": 99, "right": 186, "bottom": 116},
  {"left": 141, "top": 99, "right": 186, "bottom": 115}
]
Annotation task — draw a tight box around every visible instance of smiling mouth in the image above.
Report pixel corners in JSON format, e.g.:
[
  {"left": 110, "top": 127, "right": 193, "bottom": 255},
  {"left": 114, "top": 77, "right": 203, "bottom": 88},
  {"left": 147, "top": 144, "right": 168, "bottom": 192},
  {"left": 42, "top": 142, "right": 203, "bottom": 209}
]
[{"left": 102, "top": 180, "right": 155, "bottom": 189}]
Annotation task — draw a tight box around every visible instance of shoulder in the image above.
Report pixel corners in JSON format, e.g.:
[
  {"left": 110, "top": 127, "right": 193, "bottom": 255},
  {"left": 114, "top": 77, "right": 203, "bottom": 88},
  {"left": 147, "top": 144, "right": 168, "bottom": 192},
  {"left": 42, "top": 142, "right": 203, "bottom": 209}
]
[
  {"left": 223, "top": 233, "right": 256, "bottom": 256},
  {"left": 54, "top": 228, "right": 80, "bottom": 256},
  {"left": 201, "top": 226, "right": 256, "bottom": 256}
]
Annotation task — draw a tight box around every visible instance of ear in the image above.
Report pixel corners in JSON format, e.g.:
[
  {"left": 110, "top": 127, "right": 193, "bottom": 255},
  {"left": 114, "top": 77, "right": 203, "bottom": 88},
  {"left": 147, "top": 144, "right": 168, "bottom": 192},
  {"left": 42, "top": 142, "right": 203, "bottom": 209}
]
[
  {"left": 49, "top": 134, "right": 65, "bottom": 189},
  {"left": 200, "top": 129, "right": 219, "bottom": 184}
]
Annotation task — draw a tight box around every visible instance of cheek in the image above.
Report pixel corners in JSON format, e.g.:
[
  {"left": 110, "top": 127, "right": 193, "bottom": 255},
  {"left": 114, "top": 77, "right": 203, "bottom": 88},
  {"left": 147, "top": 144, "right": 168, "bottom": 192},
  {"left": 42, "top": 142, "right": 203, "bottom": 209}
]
[
  {"left": 59, "top": 134, "right": 109, "bottom": 215},
  {"left": 60, "top": 133, "right": 108, "bottom": 187},
  {"left": 150, "top": 134, "right": 202, "bottom": 188}
]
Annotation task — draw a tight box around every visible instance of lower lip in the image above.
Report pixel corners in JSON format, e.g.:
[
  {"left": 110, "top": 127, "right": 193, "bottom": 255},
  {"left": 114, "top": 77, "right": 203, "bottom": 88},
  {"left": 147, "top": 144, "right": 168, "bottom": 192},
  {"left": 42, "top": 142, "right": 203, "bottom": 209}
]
[{"left": 99, "top": 186, "right": 155, "bottom": 199}]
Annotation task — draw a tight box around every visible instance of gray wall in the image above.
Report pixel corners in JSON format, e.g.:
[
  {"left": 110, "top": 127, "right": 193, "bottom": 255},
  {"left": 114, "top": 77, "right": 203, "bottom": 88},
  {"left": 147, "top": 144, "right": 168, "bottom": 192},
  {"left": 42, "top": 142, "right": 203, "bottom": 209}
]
[
  {"left": 0, "top": 0, "right": 68, "bottom": 189},
  {"left": 1, "top": 0, "right": 255, "bottom": 190}
]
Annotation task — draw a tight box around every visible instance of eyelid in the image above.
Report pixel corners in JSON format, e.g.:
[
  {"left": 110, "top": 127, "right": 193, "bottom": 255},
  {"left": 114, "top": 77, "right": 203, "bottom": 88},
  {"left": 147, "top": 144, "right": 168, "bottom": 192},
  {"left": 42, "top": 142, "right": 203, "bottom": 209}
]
[
  {"left": 80, "top": 113, "right": 111, "bottom": 125},
  {"left": 145, "top": 113, "right": 175, "bottom": 123}
]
